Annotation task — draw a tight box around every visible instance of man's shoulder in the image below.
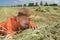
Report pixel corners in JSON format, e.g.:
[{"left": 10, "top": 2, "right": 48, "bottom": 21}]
[
  {"left": 11, "top": 16, "right": 17, "bottom": 21},
  {"left": 6, "top": 16, "right": 17, "bottom": 23}
]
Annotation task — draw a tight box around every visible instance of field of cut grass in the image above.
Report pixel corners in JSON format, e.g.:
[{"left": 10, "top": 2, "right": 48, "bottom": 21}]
[{"left": 0, "top": 6, "right": 60, "bottom": 40}]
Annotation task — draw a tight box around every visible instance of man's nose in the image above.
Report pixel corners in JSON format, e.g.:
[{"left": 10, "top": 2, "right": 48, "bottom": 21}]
[{"left": 24, "top": 21, "right": 29, "bottom": 24}]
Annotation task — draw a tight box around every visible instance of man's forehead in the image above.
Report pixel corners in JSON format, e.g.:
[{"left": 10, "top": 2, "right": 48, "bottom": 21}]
[{"left": 18, "top": 16, "right": 29, "bottom": 19}]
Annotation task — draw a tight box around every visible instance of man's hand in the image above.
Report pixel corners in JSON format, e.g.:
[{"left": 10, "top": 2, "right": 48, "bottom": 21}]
[
  {"left": 4, "top": 34, "right": 15, "bottom": 40},
  {"left": 29, "top": 21, "right": 38, "bottom": 30},
  {"left": 31, "top": 25, "right": 38, "bottom": 30}
]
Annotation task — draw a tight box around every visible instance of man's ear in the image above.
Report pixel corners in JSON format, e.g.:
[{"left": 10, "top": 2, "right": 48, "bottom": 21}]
[{"left": 17, "top": 17, "right": 20, "bottom": 22}]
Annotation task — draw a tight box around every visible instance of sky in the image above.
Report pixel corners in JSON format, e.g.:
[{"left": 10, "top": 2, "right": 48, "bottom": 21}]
[{"left": 0, "top": 0, "right": 60, "bottom": 6}]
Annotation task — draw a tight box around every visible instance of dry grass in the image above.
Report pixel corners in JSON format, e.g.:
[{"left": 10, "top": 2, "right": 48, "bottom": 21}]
[{"left": 0, "top": 6, "right": 60, "bottom": 40}]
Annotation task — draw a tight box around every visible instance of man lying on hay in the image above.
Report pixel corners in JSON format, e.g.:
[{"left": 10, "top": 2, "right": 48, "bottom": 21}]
[{"left": 0, "top": 8, "right": 37, "bottom": 40}]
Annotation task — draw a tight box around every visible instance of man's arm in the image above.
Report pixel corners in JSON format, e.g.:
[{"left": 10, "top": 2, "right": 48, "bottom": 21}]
[
  {"left": 6, "top": 19, "right": 14, "bottom": 36},
  {"left": 6, "top": 19, "right": 15, "bottom": 39}
]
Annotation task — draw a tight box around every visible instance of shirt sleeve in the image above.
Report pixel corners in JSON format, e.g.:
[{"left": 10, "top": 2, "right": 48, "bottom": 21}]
[
  {"left": 6, "top": 19, "right": 14, "bottom": 36},
  {"left": 29, "top": 21, "right": 36, "bottom": 28}
]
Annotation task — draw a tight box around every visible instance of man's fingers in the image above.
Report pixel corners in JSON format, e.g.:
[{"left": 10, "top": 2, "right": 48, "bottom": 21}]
[
  {"left": 4, "top": 34, "right": 15, "bottom": 40},
  {"left": 32, "top": 26, "right": 38, "bottom": 30},
  {"left": 35, "top": 26, "right": 37, "bottom": 30},
  {"left": 31, "top": 26, "right": 35, "bottom": 30}
]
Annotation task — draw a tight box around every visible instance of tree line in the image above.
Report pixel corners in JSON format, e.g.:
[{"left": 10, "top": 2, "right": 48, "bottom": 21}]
[{"left": 13, "top": 1, "right": 58, "bottom": 7}]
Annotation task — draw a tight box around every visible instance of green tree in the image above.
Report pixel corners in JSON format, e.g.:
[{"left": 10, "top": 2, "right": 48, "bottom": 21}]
[
  {"left": 24, "top": 4, "right": 26, "bottom": 6},
  {"left": 40, "top": 1, "right": 43, "bottom": 6},
  {"left": 28, "top": 3, "right": 34, "bottom": 6},
  {"left": 35, "top": 2, "right": 38, "bottom": 6},
  {"left": 16, "top": 5, "right": 22, "bottom": 7},
  {"left": 44, "top": 2, "right": 48, "bottom": 6},
  {"left": 49, "top": 4, "right": 58, "bottom": 6}
]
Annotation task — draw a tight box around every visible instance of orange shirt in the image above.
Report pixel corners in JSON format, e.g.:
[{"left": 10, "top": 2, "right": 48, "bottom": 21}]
[{"left": 0, "top": 17, "right": 36, "bottom": 35}]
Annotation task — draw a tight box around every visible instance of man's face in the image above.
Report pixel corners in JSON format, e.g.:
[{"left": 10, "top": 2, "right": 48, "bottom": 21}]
[{"left": 18, "top": 16, "right": 30, "bottom": 29}]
